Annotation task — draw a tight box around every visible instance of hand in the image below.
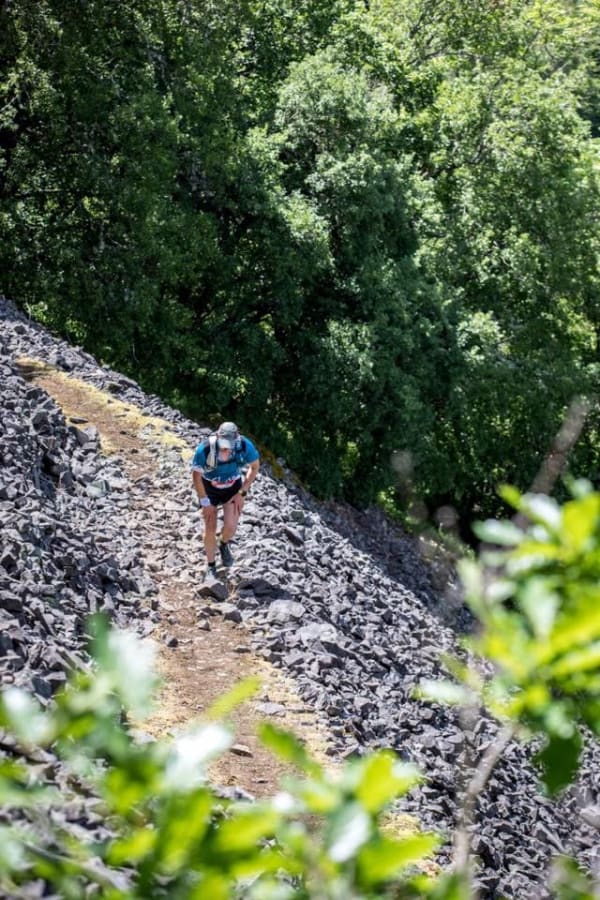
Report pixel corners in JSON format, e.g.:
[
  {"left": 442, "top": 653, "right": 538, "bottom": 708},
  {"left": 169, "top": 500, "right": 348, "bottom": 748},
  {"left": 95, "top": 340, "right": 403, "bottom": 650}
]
[{"left": 202, "top": 504, "right": 217, "bottom": 524}]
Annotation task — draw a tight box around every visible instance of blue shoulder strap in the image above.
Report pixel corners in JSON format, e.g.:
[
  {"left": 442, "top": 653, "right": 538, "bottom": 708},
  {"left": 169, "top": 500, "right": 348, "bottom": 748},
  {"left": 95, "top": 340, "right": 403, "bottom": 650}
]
[{"left": 233, "top": 438, "right": 247, "bottom": 463}]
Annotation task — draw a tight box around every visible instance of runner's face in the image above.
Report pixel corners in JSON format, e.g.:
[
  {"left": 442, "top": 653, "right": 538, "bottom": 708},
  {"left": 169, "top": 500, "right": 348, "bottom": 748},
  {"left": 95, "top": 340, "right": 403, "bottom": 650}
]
[{"left": 218, "top": 446, "right": 232, "bottom": 460}]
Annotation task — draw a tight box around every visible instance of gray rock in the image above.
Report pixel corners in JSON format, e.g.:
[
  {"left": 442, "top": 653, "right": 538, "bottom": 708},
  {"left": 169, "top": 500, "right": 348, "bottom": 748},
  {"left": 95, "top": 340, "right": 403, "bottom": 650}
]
[
  {"left": 283, "top": 525, "right": 304, "bottom": 546},
  {"left": 581, "top": 806, "right": 600, "bottom": 830},
  {"left": 266, "top": 599, "right": 305, "bottom": 624},
  {"left": 197, "top": 581, "right": 228, "bottom": 601},
  {"left": 221, "top": 604, "right": 242, "bottom": 624},
  {"left": 256, "top": 702, "right": 286, "bottom": 717},
  {"left": 86, "top": 480, "right": 110, "bottom": 499},
  {"left": 297, "top": 622, "right": 338, "bottom": 645}
]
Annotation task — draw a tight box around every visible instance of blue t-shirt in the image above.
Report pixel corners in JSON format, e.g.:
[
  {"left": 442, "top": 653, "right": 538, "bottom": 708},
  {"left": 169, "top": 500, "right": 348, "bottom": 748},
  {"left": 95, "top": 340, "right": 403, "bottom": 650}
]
[{"left": 191, "top": 436, "right": 259, "bottom": 487}]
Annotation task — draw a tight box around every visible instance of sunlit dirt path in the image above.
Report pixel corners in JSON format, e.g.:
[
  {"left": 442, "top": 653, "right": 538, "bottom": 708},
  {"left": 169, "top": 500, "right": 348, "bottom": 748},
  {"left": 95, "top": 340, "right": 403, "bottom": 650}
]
[{"left": 17, "top": 358, "right": 333, "bottom": 796}]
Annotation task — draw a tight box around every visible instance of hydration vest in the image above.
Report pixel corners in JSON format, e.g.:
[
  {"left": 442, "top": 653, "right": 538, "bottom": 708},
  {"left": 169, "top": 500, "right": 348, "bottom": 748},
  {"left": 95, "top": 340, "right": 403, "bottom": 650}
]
[{"left": 205, "top": 434, "right": 247, "bottom": 469}]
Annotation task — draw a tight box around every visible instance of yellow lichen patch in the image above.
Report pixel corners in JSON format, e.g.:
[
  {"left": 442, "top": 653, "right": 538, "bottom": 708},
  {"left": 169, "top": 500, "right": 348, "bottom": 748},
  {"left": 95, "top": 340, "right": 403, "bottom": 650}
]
[
  {"left": 16, "top": 356, "right": 189, "bottom": 458},
  {"left": 380, "top": 809, "right": 422, "bottom": 839},
  {"left": 378, "top": 812, "right": 440, "bottom": 879}
]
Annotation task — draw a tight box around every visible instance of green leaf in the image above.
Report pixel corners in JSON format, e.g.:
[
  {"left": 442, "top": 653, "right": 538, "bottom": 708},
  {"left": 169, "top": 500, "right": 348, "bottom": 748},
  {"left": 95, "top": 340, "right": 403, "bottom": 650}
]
[
  {"left": 551, "top": 856, "right": 599, "bottom": 899},
  {"left": 107, "top": 828, "right": 157, "bottom": 865},
  {"left": 156, "top": 792, "right": 217, "bottom": 873},
  {"left": 545, "top": 608, "right": 600, "bottom": 659},
  {"left": 88, "top": 615, "right": 159, "bottom": 718},
  {"left": 487, "top": 578, "right": 516, "bottom": 604},
  {"left": 326, "top": 801, "right": 371, "bottom": 863},
  {"left": 0, "top": 688, "right": 52, "bottom": 745},
  {"left": 457, "top": 559, "right": 486, "bottom": 617},
  {"left": 296, "top": 778, "right": 340, "bottom": 814},
  {"left": 0, "top": 758, "right": 56, "bottom": 807},
  {"left": 205, "top": 677, "right": 261, "bottom": 721},
  {"left": 566, "top": 478, "right": 594, "bottom": 500},
  {"left": 214, "top": 807, "right": 281, "bottom": 853},
  {"left": 473, "top": 519, "right": 524, "bottom": 546},
  {"left": 103, "top": 760, "right": 160, "bottom": 815},
  {"left": 164, "top": 723, "right": 232, "bottom": 790},
  {"left": 105, "top": 629, "right": 159, "bottom": 718},
  {"left": 354, "top": 752, "right": 420, "bottom": 813},
  {"left": 356, "top": 834, "right": 438, "bottom": 885},
  {"left": 562, "top": 494, "right": 600, "bottom": 554},
  {"left": 427, "top": 871, "right": 473, "bottom": 899},
  {"left": 507, "top": 539, "right": 562, "bottom": 574},
  {"left": 259, "top": 724, "right": 322, "bottom": 777},
  {"left": 534, "top": 731, "right": 582, "bottom": 795},
  {"left": 498, "top": 484, "right": 522, "bottom": 510},
  {"left": 0, "top": 827, "right": 25, "bottom": 872},
  {"left": 519, "top": 579, "right": 559, "bottom": 638},
  {"left": 230, "top": 847, "right": 300, "bottom": 882},
  {"left": 551, "top": 643, "right": 600, "bottom": 679},
  {"left": 188, "top": 871, "right": 230, "bottom": 899},
  {"left": 521, "top": 495, "right": 562, "bottom": 531},
  {"left": 418, "top": 680, "right": 473, "bottom": 707},
  {"left": 543, "top": 703, "right": 576, "bottom": 740}
]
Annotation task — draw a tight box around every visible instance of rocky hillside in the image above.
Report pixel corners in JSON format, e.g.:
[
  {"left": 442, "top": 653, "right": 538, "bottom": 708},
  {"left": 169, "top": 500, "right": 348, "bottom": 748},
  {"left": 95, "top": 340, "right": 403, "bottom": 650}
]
[{"left": 1, "top": 296, "right": 598, "bottom": 899}]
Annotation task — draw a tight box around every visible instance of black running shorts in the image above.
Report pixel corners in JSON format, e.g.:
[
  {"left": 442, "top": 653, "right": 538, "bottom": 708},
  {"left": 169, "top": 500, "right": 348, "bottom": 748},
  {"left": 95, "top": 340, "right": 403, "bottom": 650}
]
[{"left": 202, "top": 476, "right": 242, "bottom": 507}]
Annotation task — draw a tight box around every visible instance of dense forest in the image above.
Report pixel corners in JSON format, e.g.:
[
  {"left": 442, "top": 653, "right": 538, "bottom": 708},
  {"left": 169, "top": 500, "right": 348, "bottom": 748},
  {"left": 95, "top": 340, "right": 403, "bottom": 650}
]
[{"left": 1, "top": 0, "right": 598, "bottom": 522}]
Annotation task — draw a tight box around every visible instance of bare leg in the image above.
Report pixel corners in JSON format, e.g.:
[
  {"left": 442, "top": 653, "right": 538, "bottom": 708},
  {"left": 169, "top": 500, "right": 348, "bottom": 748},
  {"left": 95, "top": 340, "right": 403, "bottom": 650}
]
[
  {"left": 221, "top": 494, "right": 242, "bottom": 543},
  {"left": 202, "top": 506, "right": 218, "bottom": 563}
]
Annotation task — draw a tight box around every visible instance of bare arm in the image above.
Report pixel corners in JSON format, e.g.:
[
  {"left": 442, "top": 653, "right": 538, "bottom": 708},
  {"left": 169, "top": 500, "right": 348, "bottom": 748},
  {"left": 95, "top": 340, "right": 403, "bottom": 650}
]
[
  {"left": 242, "top": 459, "right": 260, "bottom": 494},
  {"left": 192, "top": 469, "right": 208, "bottom": 501}
]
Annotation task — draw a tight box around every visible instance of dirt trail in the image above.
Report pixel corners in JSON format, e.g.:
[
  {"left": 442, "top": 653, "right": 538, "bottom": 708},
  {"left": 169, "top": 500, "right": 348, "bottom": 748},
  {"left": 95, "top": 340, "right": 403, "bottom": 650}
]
[{"left": 17, "top": 359, "right": 333, "bottom": 797}]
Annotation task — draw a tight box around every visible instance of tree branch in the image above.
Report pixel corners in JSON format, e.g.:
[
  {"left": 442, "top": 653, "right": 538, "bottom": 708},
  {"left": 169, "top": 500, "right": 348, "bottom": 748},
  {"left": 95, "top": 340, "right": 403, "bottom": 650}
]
[{"left": 453, "top": 718, "right": 516, "bottom": 884}]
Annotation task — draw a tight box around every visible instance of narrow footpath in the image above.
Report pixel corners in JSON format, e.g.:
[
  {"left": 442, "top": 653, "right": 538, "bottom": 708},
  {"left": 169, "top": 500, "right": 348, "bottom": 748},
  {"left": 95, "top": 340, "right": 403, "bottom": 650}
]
[{"left": 17, "top": 358, "right": 333, "bottom": 796}]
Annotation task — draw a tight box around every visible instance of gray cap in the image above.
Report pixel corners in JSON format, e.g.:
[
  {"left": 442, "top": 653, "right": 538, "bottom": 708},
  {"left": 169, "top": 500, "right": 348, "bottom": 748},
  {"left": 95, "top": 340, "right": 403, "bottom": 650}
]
[{"left": 217, "top": 421, "right": 239, "bottom": 449}]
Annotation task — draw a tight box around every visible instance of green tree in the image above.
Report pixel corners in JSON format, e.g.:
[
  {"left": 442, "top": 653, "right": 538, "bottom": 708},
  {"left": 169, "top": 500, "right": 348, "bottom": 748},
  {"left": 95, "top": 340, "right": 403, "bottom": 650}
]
[
  {"left": 257, "top": 0, "right": 600, "bottom": 513},
  {"left": 2, "top": 0, "right": 598, "bottom": 518},
  {"left": 423, "top": 483, "right": 600, "bottom": 892},
  {"left": 182, "top": 0, "right": 598, "bottom": 512},
  {"left": 227, "top": 52, "right": 450, "bottom": 497},
  {"left": 0, "top": 0, "right": 236, "bottom": 392}
]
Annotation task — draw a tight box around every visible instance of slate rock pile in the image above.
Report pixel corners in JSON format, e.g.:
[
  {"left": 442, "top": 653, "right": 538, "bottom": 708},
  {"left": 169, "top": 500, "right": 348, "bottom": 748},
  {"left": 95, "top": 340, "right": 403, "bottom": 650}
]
[
  {"left": 0, "top": 346, "right": 157, "bottom": 704},
  {"left": 1, "top": 296, "right": 600, "bottom": 898},
  {"left": 0, "top": 309, "right": 162, "bottom": 898}
]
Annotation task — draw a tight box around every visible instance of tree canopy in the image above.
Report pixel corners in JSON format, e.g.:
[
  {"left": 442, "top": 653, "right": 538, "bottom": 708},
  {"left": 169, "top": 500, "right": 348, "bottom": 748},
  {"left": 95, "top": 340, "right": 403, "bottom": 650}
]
[{"left": 1, "top": 0, "right": 598, "bottom": 521}]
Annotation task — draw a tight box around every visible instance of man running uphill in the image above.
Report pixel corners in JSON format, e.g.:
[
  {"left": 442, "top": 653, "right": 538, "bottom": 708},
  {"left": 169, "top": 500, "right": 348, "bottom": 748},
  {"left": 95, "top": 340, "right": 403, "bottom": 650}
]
[{"left": 191, "top": 422, "right": 260, "bottom": 579}]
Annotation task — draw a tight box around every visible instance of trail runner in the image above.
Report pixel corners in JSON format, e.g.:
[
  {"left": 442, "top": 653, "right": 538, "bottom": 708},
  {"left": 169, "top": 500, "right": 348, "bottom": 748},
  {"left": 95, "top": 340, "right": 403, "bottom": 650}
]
[{"left": 191, "top": 421, "right": 260, "bottom": 578}]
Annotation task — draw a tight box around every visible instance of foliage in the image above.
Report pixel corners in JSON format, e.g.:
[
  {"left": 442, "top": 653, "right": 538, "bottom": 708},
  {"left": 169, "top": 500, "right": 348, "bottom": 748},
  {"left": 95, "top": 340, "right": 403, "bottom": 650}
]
[
  {"left": 1, "top": 0, "right": 598, "bottom": 520},
  {"left": 0, "top": 616, "right": 443, "bottom": 899},
  {"left": 2, "top": 490, "right": 600, "bottom": 896},
  {"left": 424, "top": 483, "right": 600, "bottom": 798}
]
